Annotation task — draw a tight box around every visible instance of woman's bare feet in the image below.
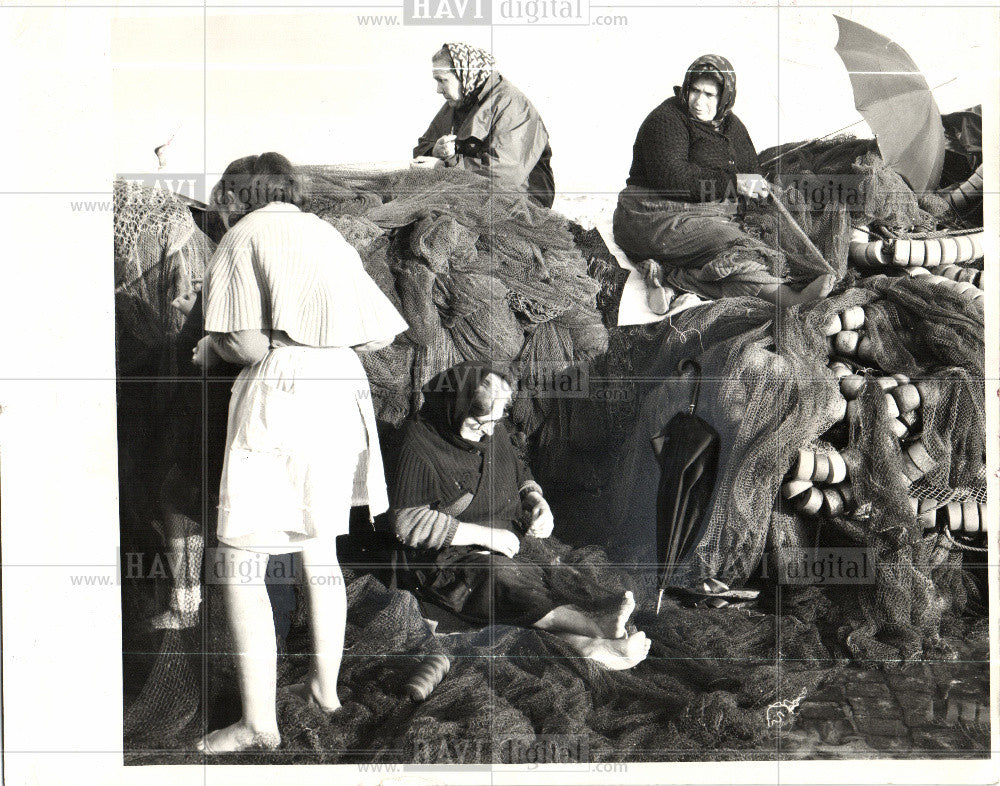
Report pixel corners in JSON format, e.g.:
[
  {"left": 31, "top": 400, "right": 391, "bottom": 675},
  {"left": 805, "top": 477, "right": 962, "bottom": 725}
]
[
  {"left": 195, "top": 720, "right": 280, "bottom": 754},
  {"left": 288, "top": 680, "right": 342, "bottom": 713},
  {"left": 593, "top": 591, "right": 636, "bottom": 639},
  {"left": 761, "top": 274, "right": 836, "bottom": 307},
  {"left": 583, "top": 631, "right": 651, "bottom": 671}
]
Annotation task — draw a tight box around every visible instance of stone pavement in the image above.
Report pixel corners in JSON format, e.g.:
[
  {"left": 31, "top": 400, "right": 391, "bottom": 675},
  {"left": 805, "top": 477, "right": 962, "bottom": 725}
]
[{"left": 777, "top": 637, "right": 991, "bottom": 759}]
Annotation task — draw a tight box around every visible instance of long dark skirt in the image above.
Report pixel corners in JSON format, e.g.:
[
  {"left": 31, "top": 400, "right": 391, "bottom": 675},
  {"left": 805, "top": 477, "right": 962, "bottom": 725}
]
[
  {"left": 613, "top": 185, "right": 785, "bottom": 299},
  {"left": 398, "top": 544, "right": 560, "bottom": 628}
]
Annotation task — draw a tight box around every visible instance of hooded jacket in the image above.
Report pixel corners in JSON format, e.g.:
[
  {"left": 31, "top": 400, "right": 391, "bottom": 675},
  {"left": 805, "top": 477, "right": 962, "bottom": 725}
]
[
  {"left": 625, "top": 55, "right": 761, "bottom": 202},
  {"left": 414, "top": 73, "right": 555, "bottom": 208}
]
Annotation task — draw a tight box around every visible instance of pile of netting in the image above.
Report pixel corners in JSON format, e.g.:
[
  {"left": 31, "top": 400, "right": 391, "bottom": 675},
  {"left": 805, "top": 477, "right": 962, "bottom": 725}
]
[
  {"left": 299, "top": 166, "right": 608, "bottom": 428},
  {"left": 114, "top": 178, "right": 213, "bottom": 376},
  {"left": 124, "top": 536, "right": 843, "bottom": 764},
  {"left": 759, "top": 136, "right": 975, "bottom": 238},
  {"left": 530, "top": 263, "right": 985, "bottom": 666}
]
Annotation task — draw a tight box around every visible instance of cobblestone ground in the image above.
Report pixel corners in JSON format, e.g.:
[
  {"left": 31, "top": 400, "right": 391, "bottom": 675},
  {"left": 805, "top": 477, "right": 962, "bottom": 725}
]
[{"left": 776, "top": 636, "right": 991, "bottom": 759}]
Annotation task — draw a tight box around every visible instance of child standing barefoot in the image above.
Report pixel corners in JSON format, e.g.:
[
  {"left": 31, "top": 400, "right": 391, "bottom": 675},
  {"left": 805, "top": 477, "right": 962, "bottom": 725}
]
[{"left": 194, "top": 153, "right": 406, "bottom": 754}]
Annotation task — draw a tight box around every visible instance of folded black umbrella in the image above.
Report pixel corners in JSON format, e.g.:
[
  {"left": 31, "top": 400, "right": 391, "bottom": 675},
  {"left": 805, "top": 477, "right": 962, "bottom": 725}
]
[{"left": 651, "top": 359, "right": 720, "bottom": 613}]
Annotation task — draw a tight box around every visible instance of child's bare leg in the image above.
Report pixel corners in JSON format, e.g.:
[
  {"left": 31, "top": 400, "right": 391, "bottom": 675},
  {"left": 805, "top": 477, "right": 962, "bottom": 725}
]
[
  {"left": 196, "top": 546, "right": 280, "bottom": 754},
  {"left": 288, "top": 538, "right": 345, "bottom": 713},
  {"left": 534, "top": 591, "right": 636, "bottom": 639}
]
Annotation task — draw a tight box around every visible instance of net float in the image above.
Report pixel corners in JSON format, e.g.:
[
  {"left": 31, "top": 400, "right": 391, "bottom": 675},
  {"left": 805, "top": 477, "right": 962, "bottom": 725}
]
[
  {"left": 835, "top": 483, "right": 855, "bottom": 508},
  {"left": 978, "top": 502, "right": 987, "bottom": 528},
  {"left": 403, "top": 654, "right": 451, "bottom": 702},
  {"left": 900, "top": 452, "right": 925, "bottom": 482},
  {"left": 961, "top": 499, "right": 980, "bottom": 534},
  {"left": 899, "top": 409, "right": 919, "bottom": 428},
  {"left": 908, "top": 497, "right": 920, "bottom": 516},
  {"left": 922, "top": 240, "right": 942, "bottom": 266},
  {"left": 892, "top": 384, "right": 921, "bottom": 414},
  {"left": 892, "top": 240, "right": 911, "bottom": 266},
  {"left": 782, "top": 479, "right": 813, "bottom": 499},
  {"left": 907, "top": 240, "right": 925, "bottom": 266},
  {"left": 795, "top": 486, "right": 824, "bottom": 515},
  {"left": 939, "top": 238, "right": 959, "bottom": 265},
  {"left": 970, "top": 234, "right": 983, "bottom": 261},
  {"left": 829, "top": 361, "right": 852, "bottom": 378},
  {"left": 945, "top": 501, "right": 963, "bottom": 531},
  {"left": 822, "top": 487, "right": 845, "bottom": 516},
  {"left": 884, "top": 393, "right": 900, "bottom": 419},
  {"left": 891, "top": 373, "right": 910, "bottom": 386},
  {"left": 856, "top": 336, "right": 875, "bottom": 361},
  {"left": 840, "top": 306, "right": 866, "bottom": 330},
  {"left": 850, "top": 227, "right": 871, "bottom": 243},
  {"left": 845, "top": 399, "right": 860, "bottom": 423},
  {"left": 889, "top": 418, "right": 909, "bottom": 440},
  {"left": 833, "top": 330, "right": 860, "bottom": 355},
  {"left": 811, "top": 452, "right": 832, "bottom": 483},
  {"left": 906, "top": 441, "right": 935, "bottom": 473},
  {"left": 793, "top": 448, "right": 815, "bottom": 482},
  {"left": 822, "top": 313, "right": 843, "bottom": 336},
  {"left": 875, "top": 376, "right": 898, "bottom": 392},
  {"left": 840, "top": 374, "right": 864, "bottom": 399},
  {"left": 906, "top": 266, "right": 930, "bottom": 277},
  {"left": 918, "top": 497, "right": 937, "bottom": 513},
  {"left": 827, "top": 451, "right": 848, "bottom": 484},
  {"left": 956, "top": 267, "right": 978, "bottom": 284},
  {"left": 918, "top": 509, "right": 937, "bottom": 530},
  {"left": 954, "top": 235, "right": 974, "bottom": 262}
]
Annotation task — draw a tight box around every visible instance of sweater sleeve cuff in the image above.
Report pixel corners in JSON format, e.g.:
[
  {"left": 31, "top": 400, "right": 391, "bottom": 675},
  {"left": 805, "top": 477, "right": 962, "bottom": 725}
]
[
  {"left": 440, "top": 514, "right": 461, "bottom": 548},
  {"left": 519, "top": 481, "right": 543, "bottom": 498}
]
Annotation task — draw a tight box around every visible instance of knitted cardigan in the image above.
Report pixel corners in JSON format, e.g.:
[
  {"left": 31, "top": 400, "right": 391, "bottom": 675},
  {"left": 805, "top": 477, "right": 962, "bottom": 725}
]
[{"left": 625, "top": 95, "right": 761, "bottom": 203}]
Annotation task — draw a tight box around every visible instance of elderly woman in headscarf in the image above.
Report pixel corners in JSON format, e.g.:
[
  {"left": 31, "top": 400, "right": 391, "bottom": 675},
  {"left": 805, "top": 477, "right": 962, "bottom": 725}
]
[
  {"left": 390, "top": 361, "right": 650, "bottom": 670},
  {"left": 613, "top": 54, "right": 834, "bottom": 309},
  {"left": 413, "top": 43, "right": 555, "bottom": 208}
]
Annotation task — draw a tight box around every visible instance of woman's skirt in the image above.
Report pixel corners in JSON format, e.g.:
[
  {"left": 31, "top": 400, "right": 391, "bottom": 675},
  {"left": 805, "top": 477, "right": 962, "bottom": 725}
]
[{"left": 216, "top": 345, "right": 387, "bottom": 554}]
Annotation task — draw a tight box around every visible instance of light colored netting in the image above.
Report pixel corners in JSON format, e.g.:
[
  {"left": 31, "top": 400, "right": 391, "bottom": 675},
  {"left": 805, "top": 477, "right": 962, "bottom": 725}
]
[{"left": 114, "top": 178, "right": 213, "bottom": 375}]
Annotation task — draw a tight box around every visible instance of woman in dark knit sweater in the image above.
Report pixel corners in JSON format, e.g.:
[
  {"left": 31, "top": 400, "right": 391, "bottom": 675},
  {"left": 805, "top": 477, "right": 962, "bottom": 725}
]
[
  {"left": 613, "top": 54, "right": 834, "bottom": 307},
  {"left": 391, "top": 362, "right": 650, "bottom": 670}
]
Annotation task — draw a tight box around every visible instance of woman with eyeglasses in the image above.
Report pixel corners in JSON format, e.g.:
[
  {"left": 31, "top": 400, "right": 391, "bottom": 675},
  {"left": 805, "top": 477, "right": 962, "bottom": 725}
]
[{"left": 390, "top": 361, "right": 650, "bottom": 670}]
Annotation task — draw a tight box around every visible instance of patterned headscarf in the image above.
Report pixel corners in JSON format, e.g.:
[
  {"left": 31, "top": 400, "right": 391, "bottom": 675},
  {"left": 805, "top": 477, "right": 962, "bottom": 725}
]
[
  {"left": 419, "top": 361, "right": 514, "bottom": 451},
  {"left": 678, "top": 54, "right": 737, "bottom": 127},
  {"left": 440, "top": 42, "right": 496, "bottom": 99}
]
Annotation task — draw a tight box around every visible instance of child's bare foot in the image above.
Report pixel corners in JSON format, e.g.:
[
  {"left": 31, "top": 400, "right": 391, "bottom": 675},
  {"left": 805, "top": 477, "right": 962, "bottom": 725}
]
[
  {"left": 288, "top": 681, "right": 342, "bottom": 713},
  {"left": 150, "top": 608, "right": 198, "bottom": 630},
  {"left": 761, "top": 275, "right": 835, "bottom": 307},
  {"left": 592, "top": 591, "right": 636, "bottom": 639},
  {"left": 195, "top": 720, "right": 280, "bottom": 754},
  {"left": 584, "top": 631, "right": 651, "bottom": 671}
]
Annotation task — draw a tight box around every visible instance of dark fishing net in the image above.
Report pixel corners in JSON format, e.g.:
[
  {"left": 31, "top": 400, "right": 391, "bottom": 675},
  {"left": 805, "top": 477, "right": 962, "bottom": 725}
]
[
  {"left": 300, "top": 166, "right": 607, "bottom": 429},
  {"left": 125, "top": 543, "right": 840, "bottom": 764}
]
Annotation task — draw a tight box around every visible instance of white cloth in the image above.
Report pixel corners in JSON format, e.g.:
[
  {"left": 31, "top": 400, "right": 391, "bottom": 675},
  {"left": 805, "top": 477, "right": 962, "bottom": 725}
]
[
  {"left": 204, "top": 201, "right": 408, "bottom": 347},
  {"left": 217, "top": 346, "right": 387, "bottom": 554}
]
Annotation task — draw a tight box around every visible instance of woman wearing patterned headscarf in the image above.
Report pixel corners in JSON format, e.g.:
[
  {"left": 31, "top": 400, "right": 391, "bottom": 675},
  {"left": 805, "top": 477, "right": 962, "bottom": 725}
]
[
  {"left": 613, "top": 55, "right": 834, "bottom": 307},
  {"left": 413, "top": 43, "right": 555, "bottom": 208}
]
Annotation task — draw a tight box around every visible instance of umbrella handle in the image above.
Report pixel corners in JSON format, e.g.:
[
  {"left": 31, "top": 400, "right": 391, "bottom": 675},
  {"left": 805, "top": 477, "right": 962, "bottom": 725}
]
[{"left": 678, "top": 358, "right": 702, "bottom": 415}]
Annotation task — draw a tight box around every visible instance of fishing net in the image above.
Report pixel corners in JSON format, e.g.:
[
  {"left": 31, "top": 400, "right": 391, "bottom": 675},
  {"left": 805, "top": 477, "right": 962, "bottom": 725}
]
[
  {"left": 301, "top": 166, "right": 608, "bottom": 430},
  {"left": 114, "top": 178, "right": 213, "bottom": 377},
  {"left": 125, "top": 539, "right": 843, "bottom": 764}
]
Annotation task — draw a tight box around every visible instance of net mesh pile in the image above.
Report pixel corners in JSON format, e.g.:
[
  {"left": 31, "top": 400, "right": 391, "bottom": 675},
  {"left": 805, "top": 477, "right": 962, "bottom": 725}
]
[
  {"left": 301, "top": 166, "right": 608, "bottom": 429},
  {"left": 118, "top": 160, "right": 985, "bottom": 763},
  {"left": 114, "top": 178, "right": 213, "bottom": 376}
]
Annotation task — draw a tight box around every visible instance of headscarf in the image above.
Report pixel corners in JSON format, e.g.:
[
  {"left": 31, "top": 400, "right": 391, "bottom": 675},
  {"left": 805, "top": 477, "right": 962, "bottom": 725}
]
[
  {"left": 418, "top": 361, "right": 514, "bottom": 451},
  {"left": 440, "top": 43, "right": 496, "bottom": 100},
  {"left": 675, "top": 54, "right": 737, "bottom": 128}
]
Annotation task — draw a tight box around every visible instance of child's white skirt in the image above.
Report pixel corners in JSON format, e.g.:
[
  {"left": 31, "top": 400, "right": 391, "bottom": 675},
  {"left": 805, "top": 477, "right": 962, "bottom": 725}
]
[{"left": 216, "top": 346, "right": 388, "bottom": 555}]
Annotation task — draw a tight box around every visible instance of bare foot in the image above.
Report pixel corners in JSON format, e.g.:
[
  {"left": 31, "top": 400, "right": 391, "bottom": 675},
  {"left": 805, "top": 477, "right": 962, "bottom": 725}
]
[
  {"left": 150, "top": 609, "right": 199, "bottom": 630},
  {"left": 761, "top": 275, "right": 836, "bottom": 307},
  {"left": 593, "top": 591, "right": 636, "bottom": 639},
  {"left": 288, "top": 681, "right": 342, "bottom": 713},
  {"left": 584, "top": 631, "right": 651, "bottom": 671},
  {"left": 195, "top": 720, "right": 280, "bottom": 754}
]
